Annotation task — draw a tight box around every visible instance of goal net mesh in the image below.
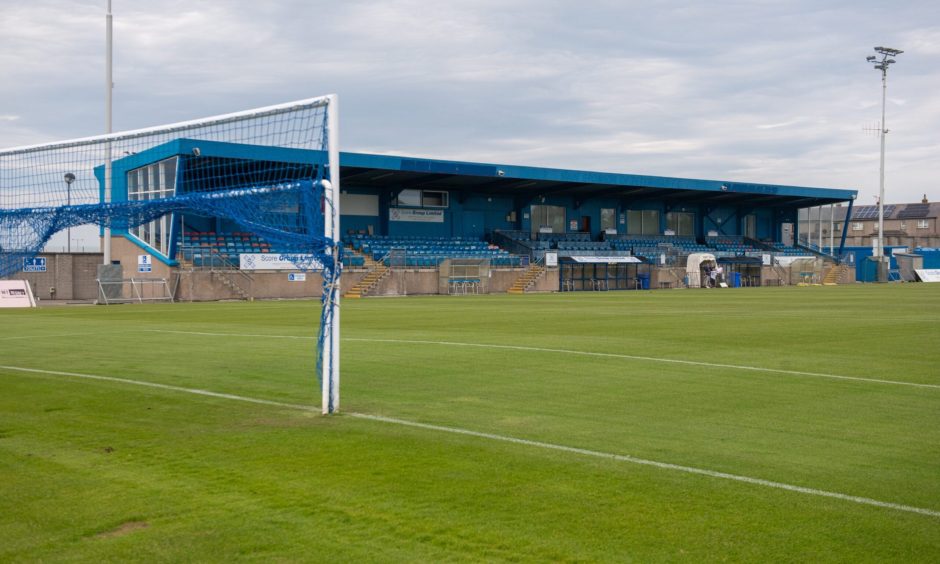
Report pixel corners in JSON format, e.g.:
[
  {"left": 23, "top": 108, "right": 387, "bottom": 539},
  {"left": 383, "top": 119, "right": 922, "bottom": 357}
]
[{"left": 0, "top": 96, "right": 341, "bottom": 412}]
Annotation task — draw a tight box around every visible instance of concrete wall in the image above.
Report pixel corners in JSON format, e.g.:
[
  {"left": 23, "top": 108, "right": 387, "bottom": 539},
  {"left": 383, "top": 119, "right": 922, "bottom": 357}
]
[
  {"left": 9, "top": 253, "right": 103, "bottom": 300},
  {"left": 175, "top": 268, "right": 370, "bottom": 301},
  {"left": 362, "top": 266, "right": 559, "bottom": 297}
]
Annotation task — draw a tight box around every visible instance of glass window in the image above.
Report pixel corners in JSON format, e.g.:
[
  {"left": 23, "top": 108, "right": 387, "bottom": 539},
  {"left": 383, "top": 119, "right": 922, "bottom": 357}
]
[
  {"left": 127, "top": 157, "right": 177, "bottom": 258},
  {"left": 666, "top": 212, "right": 695, "bottom": 237},
  {"left": 422, "top": 190, "right": 448, "bottom": 207},
  {"left": 530, "top": 205, "right": 566, "bottom": 234},
  {"left": 395, "top": 189, "right": 421, "bottom": 207},
  {"left": 744, "top": 214, "right": 757, "bottom": 239},
  {"left": 679, "top": 213, "right": 694, "bottom": 237},
  {"left": 627, "top": 210, "right": 661, "bottom": 235},
  {"left": 852, "top": 222, "right": 864, "bottom": 231},
  {"left": 642, "top": 210, "right": 660, "bottom": 235},
  {"left": 600, "top": 208, "right": 616, "bottom": 232},
  {"left": 626, "top": 210, "right": 642, "bottom": 235},
  {"left": 918, "top": 219, "right": 929, "bottom": 229}
]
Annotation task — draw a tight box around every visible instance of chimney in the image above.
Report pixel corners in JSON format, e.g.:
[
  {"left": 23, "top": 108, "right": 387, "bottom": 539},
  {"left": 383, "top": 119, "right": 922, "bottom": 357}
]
[{"left": 923, "top": 194, "right": 929, "bottom": 204}]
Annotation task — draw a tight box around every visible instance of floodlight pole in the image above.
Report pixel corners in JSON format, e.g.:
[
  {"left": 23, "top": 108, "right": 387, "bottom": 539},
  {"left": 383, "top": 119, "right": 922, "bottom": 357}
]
[
  {"left": 64, "top": 173, "right": 76, "bottom": 252},
  {"left": 867, "top": 46, "right": 902, "bottom": 264},
  {"left": 103, "top": 0, "right": 113, "bottom": 265}
]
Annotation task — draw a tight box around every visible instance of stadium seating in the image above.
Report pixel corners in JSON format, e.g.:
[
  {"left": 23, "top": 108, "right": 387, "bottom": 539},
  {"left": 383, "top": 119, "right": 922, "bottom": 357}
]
[
  {"left": 767, "top": 242, "right": 814, "bottom": 256},
  {"left": 178, "top": 231, "right": 366, "bottom": 268},
  {"left": 704, "top": 236, "right": 761, "bottom": 257},
  {"left": 345, "top": 234, "right": 523, "bottom": 267}
]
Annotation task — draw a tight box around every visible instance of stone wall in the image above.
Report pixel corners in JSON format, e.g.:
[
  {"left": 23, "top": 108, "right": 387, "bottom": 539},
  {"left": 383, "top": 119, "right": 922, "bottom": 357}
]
[{"left": 9, "top": 253, "right": 103, "bottom": 300}]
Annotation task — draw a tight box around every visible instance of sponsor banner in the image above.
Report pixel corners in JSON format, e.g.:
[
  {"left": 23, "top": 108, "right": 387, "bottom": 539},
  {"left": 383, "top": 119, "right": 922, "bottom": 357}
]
[
  {"left": 915, "top": 269, "right": 940, "bottom": 283},
  {"left": 239, "top": 253, "right": 324, "bottom": 271},
  {"left": 570, "top": 256, "right": 642, "bottom": 264},
  {"left": 138, "top": 254, "right": 152, "bottom": 273},
  {"left": 774, "top": 256, "right": 815, "bottom": 267},
  {"left": 389, "top": 208, "right": 444, "bottom": 223},
  {"left": 23, "top": 257, "right": 46, "bottom": 272},
  {"left": 0, "top": 280, "right": 37, "bottom": 308}
]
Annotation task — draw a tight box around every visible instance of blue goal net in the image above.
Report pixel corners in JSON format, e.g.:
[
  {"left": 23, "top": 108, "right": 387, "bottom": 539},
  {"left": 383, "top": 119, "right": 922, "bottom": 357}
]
[{"left": 0, "top": 96, "right": 342, "bottom": 413}]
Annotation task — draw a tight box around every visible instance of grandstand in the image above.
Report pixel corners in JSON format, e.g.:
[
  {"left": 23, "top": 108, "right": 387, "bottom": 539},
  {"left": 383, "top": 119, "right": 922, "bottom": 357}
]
[{"left": 8, "top": 142, "right": 857, "bottom": 299}]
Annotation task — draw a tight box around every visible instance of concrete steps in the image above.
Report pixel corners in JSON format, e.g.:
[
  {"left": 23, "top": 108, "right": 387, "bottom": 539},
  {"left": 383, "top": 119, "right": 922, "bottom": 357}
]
[
  {"left": 822, "top": 264, "right": 849, "bottom": 285},
  {"left": 344, "top": 262, "right": 390, "bottom": 298},
  {"left": 508, "top": 264, "right": 545, "bottom": 294}
]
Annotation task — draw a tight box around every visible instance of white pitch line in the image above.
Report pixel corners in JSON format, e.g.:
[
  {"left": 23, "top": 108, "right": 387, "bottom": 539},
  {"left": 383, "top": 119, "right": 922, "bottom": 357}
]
[
  {"left": 142, "top": 329, "right": 314, "bottom": 340},
  {"left": 0, "top": 332, "right": 104, "bottom": 342},
  {"left": 139, "top": 329, "right": 940, "bottom": 390},
  {"left": 1, "top": 363, "right": 939, "bottom": 520},
  {"left": 0, "top": 364, "right": 313, "bottom": 411},
  {"left": 348, "top": 338, "right": 940, "bottom": 391}
]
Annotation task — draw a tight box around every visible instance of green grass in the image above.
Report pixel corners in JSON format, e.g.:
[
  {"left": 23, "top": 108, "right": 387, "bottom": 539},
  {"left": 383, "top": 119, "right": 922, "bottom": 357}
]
[{"left": 1, "top": 284, "right": 939, "bottom": 562}]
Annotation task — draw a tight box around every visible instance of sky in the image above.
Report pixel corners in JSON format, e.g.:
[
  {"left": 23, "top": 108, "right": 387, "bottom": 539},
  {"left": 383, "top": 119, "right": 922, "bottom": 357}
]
[{"left": 2, "top": 0, "right": 939, "bottom": 213}]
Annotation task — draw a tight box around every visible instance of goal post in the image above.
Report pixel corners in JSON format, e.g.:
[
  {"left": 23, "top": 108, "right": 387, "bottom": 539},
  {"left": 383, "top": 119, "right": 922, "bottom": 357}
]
[
  {"left": 0, "top": 95, "right": 341, "bottom": 414},
  {"left": 323, "top": 95, "right": 341, "bottom": 414}
]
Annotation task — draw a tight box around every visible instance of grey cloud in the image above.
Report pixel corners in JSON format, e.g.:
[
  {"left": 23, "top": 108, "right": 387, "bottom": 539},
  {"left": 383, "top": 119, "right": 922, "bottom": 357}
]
[{"left": 1, "top": 0, "right": 938, "bottom": 203}]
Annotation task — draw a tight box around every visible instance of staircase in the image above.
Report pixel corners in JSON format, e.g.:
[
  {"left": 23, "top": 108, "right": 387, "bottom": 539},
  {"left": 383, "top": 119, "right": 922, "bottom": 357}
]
[
  {"left": 345, "top": 262, "right": 390, "bottom": 298},
  {"left": 822, "top": 264, "right": 849, "bottom": 285},
  {"left": 508, "top": 264, "right": 545, "bottom": 294},
  {"left": 345, "top": 244, "right": 374, "bottom": 268},
  {"left": 212, "top": 268, "right": 253, "bottom": 300}
]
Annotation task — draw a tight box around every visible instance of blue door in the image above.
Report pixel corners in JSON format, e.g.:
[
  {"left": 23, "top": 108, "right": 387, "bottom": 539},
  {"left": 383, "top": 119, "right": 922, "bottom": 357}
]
[{"left": 463, "top": 211, "right": 485, "bottom": 239}]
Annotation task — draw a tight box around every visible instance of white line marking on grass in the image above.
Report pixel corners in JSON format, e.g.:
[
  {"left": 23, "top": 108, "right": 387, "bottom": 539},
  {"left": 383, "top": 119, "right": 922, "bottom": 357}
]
[
  {"left": 142, "top": 329, "right": 314, "bottom": 340},
  {"left": 348, "top": 338, "right": 940, "bottom": 391},
  {"left": 347, "top": 412, "right": 940, "bottom": 519},
  {"left": 0, "top": 365, "right": 313, "bottom": 411},
  {"left": 2, "top": 363, "right": 939, "bottom": 519},
  {"left": 141, "top": 329, "right": 938, "bottom": 390}
]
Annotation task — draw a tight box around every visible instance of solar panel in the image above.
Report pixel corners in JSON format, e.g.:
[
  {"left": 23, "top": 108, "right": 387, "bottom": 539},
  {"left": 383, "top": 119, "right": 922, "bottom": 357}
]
[
  {"left": 898, "top": 203, "right": 930, "bottom": 219},
  {"left": 852, "top": 205, "right": 895, "bottom": 219}
]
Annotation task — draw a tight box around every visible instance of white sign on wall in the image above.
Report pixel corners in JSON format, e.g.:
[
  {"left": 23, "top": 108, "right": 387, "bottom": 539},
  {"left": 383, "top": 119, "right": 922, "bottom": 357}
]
[
  {"left": 0, "top": 280, "right": 37, "bottom": 308},
  {"left": 23, "top": 257, "right": 46, "bottom": 272},
  {"left": 915, "top": 269, "right": 940, "bottom": 283},
  {"left": 544, "top": 251, "right": 558, "bottom": 267},
  {"left": 240, "top": 254, "right": 324, "bottom": 271},
  {"left": 389, "top": 208, "right": 444, "bottom": 223},
  {"left": 138, "top": 254, "right": 152, "bottom": 273},
  {"left": 288, "top": 273, "right": 307, "bottom": 282}
]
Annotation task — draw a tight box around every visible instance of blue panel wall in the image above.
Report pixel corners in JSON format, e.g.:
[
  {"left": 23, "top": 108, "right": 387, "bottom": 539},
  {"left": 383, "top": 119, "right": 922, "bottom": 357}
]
[
  {"left": 702, "top": 206, "right": 739, "bottom": 236},
  {"left": 917, "top": 248, "right": 940, "bottom": 269},
  {"left": 842, "top": 246, "right": 908, "bottom": 281}
]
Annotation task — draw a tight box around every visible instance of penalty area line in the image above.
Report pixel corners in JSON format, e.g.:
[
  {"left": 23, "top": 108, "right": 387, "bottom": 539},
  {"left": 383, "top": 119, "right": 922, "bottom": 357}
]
[
  {"left": 2, "top": 363, "right": 939, "bottom": 519},
  {"left": 138, "top": 330, "right": 939, "bottom": 390},
  {"left": 348, "top": 338, "right": 940, "bottom": 391}
]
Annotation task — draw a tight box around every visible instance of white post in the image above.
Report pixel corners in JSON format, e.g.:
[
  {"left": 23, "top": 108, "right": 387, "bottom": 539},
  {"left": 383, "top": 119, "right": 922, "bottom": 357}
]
[
  {"left": 829, "top": 204, "right": 834, "bottom": 255},
  {"left": 322, "top": 94, "right": 341, "bottom": 414},
  {"left": 103, "top": 0, "right": 113, "bottom": 265},
  {"left": 816, "top": 207, "right": 822, "bottom": 250}
]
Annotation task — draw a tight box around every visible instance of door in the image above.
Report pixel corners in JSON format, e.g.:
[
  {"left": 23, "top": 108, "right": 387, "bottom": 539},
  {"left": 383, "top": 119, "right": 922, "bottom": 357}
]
[
  {"left": 463, "top": 211, "right": 485, "bottom": 239},
  {"left": 580, "top": 216, "right": 591, "bottom": 234},
  {"left": 781, "top": 222, "right": 794, "bottom": 246}
]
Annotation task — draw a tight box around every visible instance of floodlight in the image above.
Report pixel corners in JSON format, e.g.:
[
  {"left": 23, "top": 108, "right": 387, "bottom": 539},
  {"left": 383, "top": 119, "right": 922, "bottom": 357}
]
[{"left": 865, "top": 45, "right": 904, "bottom": 269}]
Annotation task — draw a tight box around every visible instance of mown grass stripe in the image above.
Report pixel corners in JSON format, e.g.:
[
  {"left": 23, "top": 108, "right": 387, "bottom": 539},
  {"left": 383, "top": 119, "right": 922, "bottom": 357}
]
[
  {"left": 140, "top": 329, "right": 940, "bottom": 390},
  {"left": 2, "top": 363, "right": 938, "bottom": 520}
]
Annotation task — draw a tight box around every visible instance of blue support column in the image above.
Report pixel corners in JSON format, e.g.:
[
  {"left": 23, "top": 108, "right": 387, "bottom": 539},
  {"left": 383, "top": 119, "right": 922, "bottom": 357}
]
[{"left": 837, "top": 199, "right": 854, "bottom": 262}]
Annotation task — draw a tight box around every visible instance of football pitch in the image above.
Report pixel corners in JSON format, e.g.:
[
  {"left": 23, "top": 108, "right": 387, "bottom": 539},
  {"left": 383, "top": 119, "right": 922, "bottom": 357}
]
[{"left": 1, "top": 284, "right": 938, "bottom": 562}]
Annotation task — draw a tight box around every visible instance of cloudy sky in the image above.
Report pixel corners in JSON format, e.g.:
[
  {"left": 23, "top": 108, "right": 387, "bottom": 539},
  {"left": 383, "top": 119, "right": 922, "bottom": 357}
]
[{"left": 2, "top": 0, "right": 938, "bottom": 207}]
